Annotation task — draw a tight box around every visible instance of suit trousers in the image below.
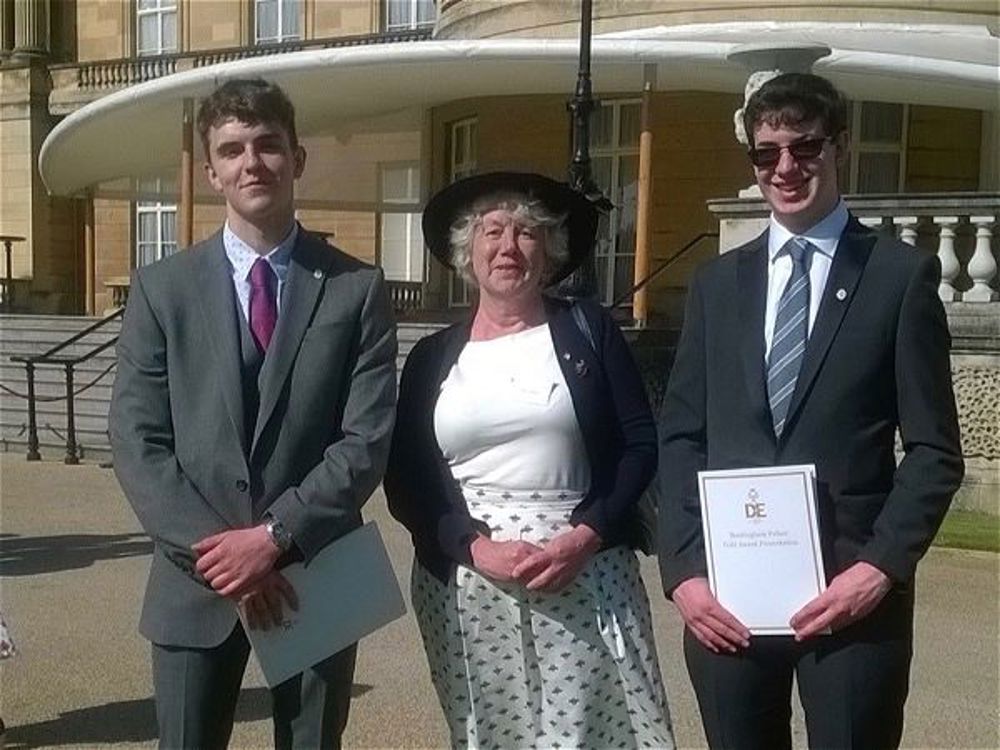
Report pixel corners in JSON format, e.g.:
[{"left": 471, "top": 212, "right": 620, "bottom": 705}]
[
  {"left": 684, "top": 588, "right": 914, "bottom": 750},
  {"left": 152, "top": 624, "right": 357, "bottom": 749}
]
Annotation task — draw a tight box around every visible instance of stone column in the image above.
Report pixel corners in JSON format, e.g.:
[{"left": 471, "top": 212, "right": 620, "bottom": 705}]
[
  {"left": 0, "top": 0, "right": 15, "bottom": 60},
  {"left": 12, "top": 0, "right": 48, "bottom": 59}
]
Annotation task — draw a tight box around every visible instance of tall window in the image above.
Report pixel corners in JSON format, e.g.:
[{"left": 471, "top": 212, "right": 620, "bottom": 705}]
[
  {"left": 256, "top": 0, "right": 300, "bottom": 44},
  {"left": 847, "top": 101, "right": 908, "bottom": 194},
  {"left": 380, "top": 163, "right": 424, "bottom": 282},
  {"left": 136, "top": 0, "right": 177, "bottom": 56},
  {"left": 447, "top": 118, "right": 477, "bottom": 306},
  {"left": 384, "top": 0, "right": 435, "bottom": 31},
  {"left": 135, "top": 179, "right": 177, "bottom": 267},
  {"left": 590, "top": 99, "right": 640, "bottom": 305}
]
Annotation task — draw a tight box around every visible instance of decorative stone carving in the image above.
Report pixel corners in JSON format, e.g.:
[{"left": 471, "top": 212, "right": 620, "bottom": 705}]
[{"left": 952, "top": 367, "right": 1000, "bottom": 460}]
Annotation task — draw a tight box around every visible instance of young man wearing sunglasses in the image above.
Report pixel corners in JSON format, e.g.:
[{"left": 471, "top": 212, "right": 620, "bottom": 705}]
[{"left": 658, "top": 73, "right": 963, "bottom": 749}]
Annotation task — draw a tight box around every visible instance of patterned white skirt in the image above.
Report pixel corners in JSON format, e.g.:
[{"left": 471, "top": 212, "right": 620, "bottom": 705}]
[{"left": 411, "top": 488, "right": 674, "bottom": 750}]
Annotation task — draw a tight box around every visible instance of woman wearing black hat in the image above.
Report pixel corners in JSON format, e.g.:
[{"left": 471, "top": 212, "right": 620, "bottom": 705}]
[{"left": 385, "top": 172, "right": 674, "bottom": 749}]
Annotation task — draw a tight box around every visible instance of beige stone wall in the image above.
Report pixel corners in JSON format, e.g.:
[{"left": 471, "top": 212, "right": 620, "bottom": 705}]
[
  {"left": 0, "top": 105, "right": 33, "bottom": 279},
  {"left": 1, "top": 65, "right": 80, "bottom": 312},
  {"left": 907, "top": 106, "right": 982, "bottom": 193},
  {"left": 93, "top": 198, "right": 131, "bottom": 314},
  {"left": 310, "top": 0, "right": 378, "bottom": 38},
  {"left": 76, "top": 0, "right": 128, "bottom": 62},
  {"left": 296, "top": 210, "right": 376, "bottom": 263},
  {"left": 186, "top": 1, "right": 248, "bottom": 51},
  {"left": 437, "top": 0, "right": 1000, "bottom": 39}
]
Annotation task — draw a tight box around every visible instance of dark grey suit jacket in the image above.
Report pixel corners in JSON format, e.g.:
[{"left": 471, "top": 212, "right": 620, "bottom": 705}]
[
  {"left": 658, "top": 216, "right": 963, "bottom": 598},
  {"left": 110, "top": 229, "right": 397, "bottom": 648}
]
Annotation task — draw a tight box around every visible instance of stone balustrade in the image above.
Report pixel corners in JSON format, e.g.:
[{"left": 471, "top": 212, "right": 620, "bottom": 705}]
[
  {"left": 386, "top": 279, "right": 424, "bottom": 316},
  {"left": 708, "top": 192, "right": 1000, "bottom": 304},
  {"left": 46, "top": 28, "right": 432, "bottom": 115}
]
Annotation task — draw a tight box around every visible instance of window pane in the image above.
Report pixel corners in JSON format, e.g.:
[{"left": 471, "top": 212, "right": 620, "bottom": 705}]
[
  {"left": 282, "top": 0, "right": 300, "bottom": 37},
  {"left": 163, "top": 242, "right": 178, "bottom": 257},
  {"left": 590, "top": 105, "right": 613, "bottom": 149},
  {"left": 138, "top": 212, "right": 156, "bottom": 240},
  {"left": 162, "top": 11, "right": 177, "bottom": 52},
  {"left": 161, "top": 211, "right": 176, "bottom": 243},
  {"left": 416, "top": 0, "right": 435, "bottom": 24},
  {"left": 137, "top": 15, "right": 157, "bottom": 53},
  {"left": 468, "top": 122, "right": 477, "bottom": 161},
  {"left": 857, "top": 153, "right": 901, "bottom": 193},
  {"left": 453, "top": 127, "right": 466, "bottom": 168},
  {"left": 137, "top": 243, "right": 157, "bottom": 267},
  {"left": 619, "top": 103, "right": 641, "bottom": 148},
  {"left": 138, "top": 0, "right": 157, "bottom": 10},
  {"left": 860, "top": 102, "right": 903, "bottom": 144},
  {"left": 594, "top": 213, "right": 612, "bottom": 258},
  {"left": 613, "top": 254, "right": 635, "bottom": 303},
  {"left": 591, "top": 156, "right": 612, "bottom": 195},
  {"left": 408, "top": 214, "right": 424, "bottom": 281},
  {"left": 386, "top": 0, "right": 407, "bottom": 28},
  {"left": 257, "top": 0, "right": 278, "bottom": 40},
  {"left": 594, "top": 251, "right": 611, "bottom": 303},
  {"left": 382, "top": 166, "right": 411, "bottom": 201},
  {"left": 380, "top": 214, "right": 408, "bottom": 280}
]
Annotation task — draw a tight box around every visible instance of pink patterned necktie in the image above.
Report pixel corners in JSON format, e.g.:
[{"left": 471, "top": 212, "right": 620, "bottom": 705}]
[{"left": 249, "top": 257, "right": 277, "bottom": 353}]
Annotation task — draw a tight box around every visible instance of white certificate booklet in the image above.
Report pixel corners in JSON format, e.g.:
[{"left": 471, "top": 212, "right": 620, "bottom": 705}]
[
  {"left": 241, "top": 522, "right": 406, "bottom": 687},
  {"left": 698, "top": 465, "right": 826, "bottom": 635}
]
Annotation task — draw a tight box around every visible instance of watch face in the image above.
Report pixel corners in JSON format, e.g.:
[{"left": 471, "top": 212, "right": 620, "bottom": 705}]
[{"left": 267, "top": 520, "right": 291, "bottom": 551}]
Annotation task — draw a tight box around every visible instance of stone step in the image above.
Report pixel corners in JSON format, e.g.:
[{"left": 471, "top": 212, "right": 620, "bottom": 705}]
[
  {"left": 0, "top": 313, "right": 673, "bottom": 462},
  {"left": 0, "top": 314, "right": 448, "bottom": 463}
]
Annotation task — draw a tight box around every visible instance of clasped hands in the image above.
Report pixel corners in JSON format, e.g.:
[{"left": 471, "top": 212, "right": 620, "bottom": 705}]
[
  {"left": 193, "top": 526, "right": 298, "bottom": 631},
  {"left": 674, "top": 561, "right": 892, "bottom": 653},
  {"left": 469, "top": 524, "right": 602, "bottom": 592}
]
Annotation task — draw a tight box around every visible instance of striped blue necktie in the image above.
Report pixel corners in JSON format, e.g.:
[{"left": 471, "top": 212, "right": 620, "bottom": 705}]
[{"left": 767, "top": 237, "right": 813, "bottom": 438}]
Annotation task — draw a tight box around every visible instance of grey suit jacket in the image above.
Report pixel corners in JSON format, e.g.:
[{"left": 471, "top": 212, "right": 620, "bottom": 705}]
[
  {"left": 110, "top": 228, "right": 398, "bottom": 648},
  {"left": 658, "top": 216, "right": 963, "bottom": 599}
]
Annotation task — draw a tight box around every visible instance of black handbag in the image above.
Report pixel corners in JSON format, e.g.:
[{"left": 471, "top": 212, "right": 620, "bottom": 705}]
[{"left": 570, "top": 303, "right": 658, "bottom": 556}]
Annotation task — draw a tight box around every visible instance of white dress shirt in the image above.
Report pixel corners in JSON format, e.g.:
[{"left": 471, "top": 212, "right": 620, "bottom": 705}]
[
  {"left": 764, "top": 200, "right": 849, "bottom": 360},
  {"left": 223, "top": 222, "right": 298, "bottom": 325}
]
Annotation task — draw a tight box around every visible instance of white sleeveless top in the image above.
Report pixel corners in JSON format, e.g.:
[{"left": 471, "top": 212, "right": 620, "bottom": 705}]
[{"left": 433, "top": 323, "right": 591, "bottom": 493}]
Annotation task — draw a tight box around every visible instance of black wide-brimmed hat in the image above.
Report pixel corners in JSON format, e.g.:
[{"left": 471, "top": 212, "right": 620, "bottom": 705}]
[{"left": 421, "top": 171, "right": 599, "bottom": 286}]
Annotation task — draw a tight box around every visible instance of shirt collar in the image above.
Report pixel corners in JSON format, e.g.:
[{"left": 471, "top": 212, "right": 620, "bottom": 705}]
[
  {"left": 768, "top": 199, "right": 848, "bottom": 263},
  {"left": 223, "top": 221, "right": 298, "bottom": 282}
]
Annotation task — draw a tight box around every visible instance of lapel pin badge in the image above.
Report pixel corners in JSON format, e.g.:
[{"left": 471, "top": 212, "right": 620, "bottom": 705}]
[
  {"left": 836, "top": 288, "right": 847, "bottom": 301},
  {"left": 562, "top": 352, "right": 571, "bottom": 361},
  {"left": 313, "top": 269, "right": 323, "bottom": 280}
]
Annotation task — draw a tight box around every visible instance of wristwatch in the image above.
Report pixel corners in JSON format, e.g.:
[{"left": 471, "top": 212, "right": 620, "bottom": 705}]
[{"left": 264, "top": 516, "right": 293, "bottom": 554}]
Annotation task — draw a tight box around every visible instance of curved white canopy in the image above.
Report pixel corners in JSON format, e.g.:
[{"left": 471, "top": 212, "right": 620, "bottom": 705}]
[{"left": 39, "top": 29, "right": 999, "bottom": 197}]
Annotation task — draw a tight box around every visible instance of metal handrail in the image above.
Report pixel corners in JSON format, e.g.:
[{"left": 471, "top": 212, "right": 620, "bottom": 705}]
[
  {"left": 610, "top": 232, "right": 718, "bottom": 310},
  {"left": 8, "top": 307, "right": 125, "bottom": 464}
]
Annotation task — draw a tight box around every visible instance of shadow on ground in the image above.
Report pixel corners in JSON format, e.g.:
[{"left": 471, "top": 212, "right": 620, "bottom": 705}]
[
  {"left": 0, "top": 532, "right": 153, "bottom": 576},
  {"left": 4, "top": 684, "right": 373, "bottom": 748}
]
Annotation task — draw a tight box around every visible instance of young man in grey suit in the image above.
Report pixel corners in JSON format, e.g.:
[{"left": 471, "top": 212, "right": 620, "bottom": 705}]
[
  {"left": 110, "top": 79, "right": 397, "bottom": 749},
  {"left": 658, "top": 73, "right": 963, "bottom": 749}
]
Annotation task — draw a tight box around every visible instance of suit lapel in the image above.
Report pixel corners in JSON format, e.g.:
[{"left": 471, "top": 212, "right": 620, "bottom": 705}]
[
  {"left": 737, "top": 235, "right": 772, "bottom": 436},
  {"left": 195, "top": 233, "right": 247, "bottom": 455},
  {"left": 782, "top": 217, "right": 875, "bottom": 435},
  {"left": 252, "top": 232, "right": 332, "bottom": 455}
]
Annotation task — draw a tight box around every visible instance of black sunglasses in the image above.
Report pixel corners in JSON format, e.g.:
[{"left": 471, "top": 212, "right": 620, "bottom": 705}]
[{"left": 748, "top": 137, "right": 833, "bottom": 168}]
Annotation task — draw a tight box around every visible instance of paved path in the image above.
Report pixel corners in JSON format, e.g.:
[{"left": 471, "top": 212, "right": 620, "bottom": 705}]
[{"left": 0, "top": 456, "right": 997, "bottom": 749}]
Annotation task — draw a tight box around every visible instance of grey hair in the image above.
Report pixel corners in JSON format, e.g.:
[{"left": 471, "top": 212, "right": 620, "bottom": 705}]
[{"left": 447, "top": 190, "right": 570, "bottom": 286}]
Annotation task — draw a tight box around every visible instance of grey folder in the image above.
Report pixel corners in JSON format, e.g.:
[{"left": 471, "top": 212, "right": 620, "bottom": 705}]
[{"left": 242, "top": 522, "right": 406, "bottom": 686}]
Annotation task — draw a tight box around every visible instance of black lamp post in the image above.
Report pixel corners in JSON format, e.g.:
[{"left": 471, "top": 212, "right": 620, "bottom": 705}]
[{"left": 557, "top": 0, "right": 613, "bottom": 300}]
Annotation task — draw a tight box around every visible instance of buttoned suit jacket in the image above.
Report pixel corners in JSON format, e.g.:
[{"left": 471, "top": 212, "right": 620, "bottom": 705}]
[
  {"left": 658, "top": 216, "right": 963, "bottom": 599},
  {"left": 110, "top": 228, "right": 397, "bottom": 648}
]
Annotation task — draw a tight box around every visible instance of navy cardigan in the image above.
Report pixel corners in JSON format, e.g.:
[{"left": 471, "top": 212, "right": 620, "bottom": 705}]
[{"left": 385, "top": 296, "right": 657, "bottom": 582}]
